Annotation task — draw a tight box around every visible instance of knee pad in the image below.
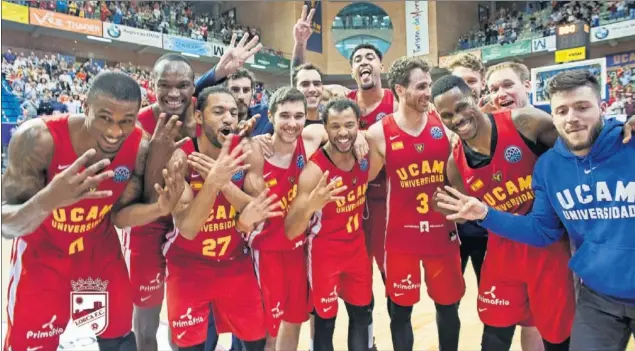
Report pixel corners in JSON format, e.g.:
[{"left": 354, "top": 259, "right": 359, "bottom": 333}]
[
  {"left": 97, "top": 331, "right": 137, "bottom": 351},
  {"left": 388, "top": 300, "right": 413, "bottom": 323}
]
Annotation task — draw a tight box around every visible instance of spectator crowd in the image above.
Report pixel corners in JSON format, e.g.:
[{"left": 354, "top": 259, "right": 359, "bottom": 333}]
[{"left": 456, "top": 1, "right": 635, "bottom": 52}]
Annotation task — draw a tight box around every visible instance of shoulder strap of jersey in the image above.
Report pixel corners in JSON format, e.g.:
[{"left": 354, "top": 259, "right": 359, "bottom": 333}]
[{"left": 309, "top": 147, "right": 329, "bottom": 173}]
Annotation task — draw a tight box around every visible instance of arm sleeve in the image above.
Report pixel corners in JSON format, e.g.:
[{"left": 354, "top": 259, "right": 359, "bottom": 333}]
[
  {"left": 479, "top": 168, "right": 565, "bottom": 247},
  {"left": 194, "top": 67, "right": 226, "bottom": 96}
]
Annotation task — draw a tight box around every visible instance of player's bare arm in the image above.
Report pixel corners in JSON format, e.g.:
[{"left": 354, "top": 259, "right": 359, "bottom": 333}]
[
  {"left": 112, "top": 135, "right": 185, "bottom": 228},
  {"left": 242, "top": 138, "right": 267, "bottom": 197},
  {"left": 512, "top": 107, "right": 559, "bottom": 148},
  {"left": 174, "top": 139, "right": 249, "bottom": 239},
  {"left": 2, "top": 119, "right": 112, "bottom": 238},
  {"left": 365, "top": 122, "right": 386, "bottom": 182},
  {"left": 284, "top": 163, "right": 346, "bottom": 240},
  {"left": 433, "top": 154, "right": 467, "bottom": 224},
  {"left": 290, "top": 4, "right": 315, "bottom": 69}
]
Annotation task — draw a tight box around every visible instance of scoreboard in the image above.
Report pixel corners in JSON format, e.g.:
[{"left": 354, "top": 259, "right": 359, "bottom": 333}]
[{"left": 555, "top": 22, "right": 590, "bottom": 63}]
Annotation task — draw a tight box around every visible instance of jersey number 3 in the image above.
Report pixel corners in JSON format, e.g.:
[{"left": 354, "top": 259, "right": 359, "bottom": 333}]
[
  {"left": 202, "top": 236, "right": 232, "bottom": 257},
  {"left": 416, "top": 193, "right": 429, "bottom": 214}
]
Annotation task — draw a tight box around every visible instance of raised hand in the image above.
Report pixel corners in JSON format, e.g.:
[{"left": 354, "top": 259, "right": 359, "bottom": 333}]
[
  {"left": 308, "top": 171, "right": 347, "bottom": 213},
  {"left": 237, "top": 114, "right": 260, "bottom": 137},
  {"left": 294, "top": 4, "right": 316, "bottom": 45},
  {"left": 42, "top": 149, "right": 114, "bottom": 209},
  {"left": 237, "top": 189, "right": 283, "bottom": 234},
  {"left": 435, "top": 186, "right": 489, "bottom": 221},
  {"left": 622, "top": 115, "right": 635, "bottom": 143},
  {"left": 151, "top": 113, "right": 189, "bottom": 152},
  {"left": 206, "top": 139, "right": 252, "bottom": 189},
  {"left": 251, "top": 133, "right": 274, "bottom": 158},
  {"left": 155, "top": 158, "right": 186, "bottom": 216},
  {"left": 187, "top": 152, "right": 215, "bottom": 179},
  {"left": 215, "top": 33, "right": 263, "bottom": 80}
]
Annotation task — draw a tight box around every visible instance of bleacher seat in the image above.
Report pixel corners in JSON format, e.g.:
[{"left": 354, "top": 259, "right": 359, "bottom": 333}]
[{"left": 1, "top": 79, "right": 22, "bottom": 123}]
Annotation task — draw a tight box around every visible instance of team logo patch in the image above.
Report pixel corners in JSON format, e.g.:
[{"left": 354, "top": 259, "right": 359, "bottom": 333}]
[
  {"left": 492, "top": 171, "right": 502, "bottom": 182},
  {"left": 296, "top": 155, "right": 306, "bottom": 169},
  {"left": 503, "top": 146, "right": 523, "bottom": 164},
  {"left": 266, "top": 178, "right": 278, "bottom": 188},
  {"left": 232, "top": 169, "right": 245, "bottom": 182},
  {"left": 359, "top": 158, "right": 369, "bottom": 172},
  {"left": 113, "top": 166, "right": 131, "bottom": 183},
  {"left": 288, "top": 176, "right": 296, "bottom": 185},
  {"left": 360, "top": 120, "right": 368, "bottom": 129},
  {"left": 376, "top": 112, "right": 387, "bottom": 122},
  {"left": 190, "top": 181, "right": 203, "bottom": 190},
  {"left": 414, "top": 144, "right": 424, "bottom": 153},
  {"left": 430, "top": 126, "right": 444, "bottom": 140},
  {"left": 70, "top": 277, "right": 109, "bottom": 336}
]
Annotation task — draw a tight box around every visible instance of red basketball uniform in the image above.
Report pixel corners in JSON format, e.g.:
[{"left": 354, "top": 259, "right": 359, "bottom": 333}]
[
  {"left": 347, "top": 88, "right": 393, "bottom": 273},
  {"left": 247, "top": 137, "right": 310, "bottom": 337},
  {"left": 122, "top": 104, "right": 198, "bottom": 308},
  {"left": 164, "top": 135, "right": 265, "bottom": 347},
  {"left": 4, "top": 115, "right": 140, "bottom": 351},
  {"left": 382, "top": 112, "right": 465, "bottom": 307},
  {"left": 453, "top": 111, "right": 574, "bottom": 343},
  {"left": 307, "top": 149, "right": 373, "bottom": 319}
]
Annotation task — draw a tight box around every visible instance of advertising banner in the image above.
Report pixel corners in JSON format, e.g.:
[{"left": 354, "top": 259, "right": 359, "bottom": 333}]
[
  {"left": 1, "top": 1, "right": 29, "bottom": 24},
  {"left": 531, "top": 35, "right": 556, "bottom": 53},
  {"left": 481, "top": 39, "right": 531, "bottom": 62},
  {"left": 405, "top": 0, "right": 429, "bottom": 57},
  {"left": 253, "top": 53, "right": 291, "bottom": 70},
  {"left": 304, "top": 0, "right": 323, "bottom": 53},
  {"left": 29, "top": 8, "right": 102, "bottom": 36},
  {"left": 103, "top": 23, "right": 162, "bottom": 48},
  {"left": 591, "top": 19, "right": 635, "bottom": 43},
  {"left": 162, "top": 35, "right": 228, "bottom": 58}
]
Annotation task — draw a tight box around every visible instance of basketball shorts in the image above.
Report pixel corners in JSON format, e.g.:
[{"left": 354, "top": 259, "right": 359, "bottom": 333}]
[
  {"left": 251, "top": 248, "right": 310, "bottom": 337},
  {"left": 4, "top": 233, "right": 133, "bottom": 351},
  {"left": 308, "top": 234, "right": 373, "bottom": 319},
  {"left": 166, "top": 253, "right": 266, "bottom": 347},
  {"left": 121, "top": 222, "right": 169, "bottom": 308},
  {"left": 385, "top": 244, "right": 465, "bottom": 307},
  {"left": 363, "top": 198, "right": 387, "bottom": 273},
  {"left": 478, "top": 235, "right": 575, "bottom": 343}
]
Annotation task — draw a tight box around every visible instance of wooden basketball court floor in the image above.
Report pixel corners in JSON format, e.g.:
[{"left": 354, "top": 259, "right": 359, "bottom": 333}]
[{"left": 2, "top": 234, "right": 633, "bottom": 350}]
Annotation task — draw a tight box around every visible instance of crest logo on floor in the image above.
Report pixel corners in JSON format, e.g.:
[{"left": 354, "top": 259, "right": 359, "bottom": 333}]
[{"left": 70, "top": 277, "right": 109, "bottom": 336}]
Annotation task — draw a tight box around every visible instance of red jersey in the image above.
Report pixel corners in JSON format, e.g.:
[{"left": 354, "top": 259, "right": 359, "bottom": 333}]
[
  {"left": 26, "top": 114, "right": 142, "bottom": 255},
  {"left": 346, "top": 88, "right": 393, "bottom": 200},
  {"left": 248, "top": 137, "right": 307, "bottom": 251},
  {"left": 383, "top": 112, "right": 456, "bottom": 255},
  {"left": 164, "top": 135, "right": 246, "bottom": 262},
  {"left": 453, "top": 110, "right": 537, "bottom": 216},
  {"left": 308, "top": 149, "right": 369, "bottom": 244}
]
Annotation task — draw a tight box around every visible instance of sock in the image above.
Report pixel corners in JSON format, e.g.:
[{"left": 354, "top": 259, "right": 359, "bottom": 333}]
[{"left": 368, "top": 323, "right": 374, "bottom": 348}]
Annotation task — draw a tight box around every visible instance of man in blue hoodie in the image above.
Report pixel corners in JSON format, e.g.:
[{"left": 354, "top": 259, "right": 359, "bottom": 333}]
[{"left": 435, "top": 69, "right": 635, "bottom": 350}]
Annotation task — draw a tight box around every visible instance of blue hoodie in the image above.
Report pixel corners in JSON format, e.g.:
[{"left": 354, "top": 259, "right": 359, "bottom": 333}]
[{"left": 480, "top": 118, "right": 635, "bottom": 301}]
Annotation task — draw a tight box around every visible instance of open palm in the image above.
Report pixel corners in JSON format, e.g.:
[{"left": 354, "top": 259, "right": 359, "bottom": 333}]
[
  {"left": 435, "top": 186, "right": 489, "bottom": 221},
  {"left": 216, "top": 33, "right": 262, "bottom": 79}
]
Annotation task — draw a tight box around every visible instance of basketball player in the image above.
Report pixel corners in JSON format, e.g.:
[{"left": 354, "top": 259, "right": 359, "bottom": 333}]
[
  {"left": 434, "top": 69, "right": 635, "bottom": 351},
  {"left": 364, "top": 57, "right": 465, "bottom": 351},
  {"left": 1, "top": 72, "right": 180, "bottom": 350},
  {"left": 164, "top": 86, "right": 279, "bottom": 351},
  {"left": 292, "top": 63, "right": 325, "bottom": 127},
  {"left": 284, "top": 98, "right": 372, "bottom": 351},
  {"left": 292, "top": 7, "right": 394, "bottom": 347}
]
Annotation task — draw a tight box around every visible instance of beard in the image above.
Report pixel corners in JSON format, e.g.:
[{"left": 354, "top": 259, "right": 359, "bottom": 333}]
[
  {"left": 563, "top": 120, "right": 603, "bottom": 152},
  {"left": 405, "top": 92, "right": 429, "bottom": 113}
]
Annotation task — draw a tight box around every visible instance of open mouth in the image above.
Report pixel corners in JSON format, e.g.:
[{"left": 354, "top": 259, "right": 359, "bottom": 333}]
[
  {"left": 219, "top": 126, "right": 233, "bottom": 136},
  {"left": 499, "top": 100, "right": 514, "bottom": 108},
  {"left": 102, "top": 136, "right": 121, "bottom": 147},
  {"left": 359, "top": 68, "right": 372, "bottom": 80},
  {"left": 336, "top": 137, "right": 352, "bottom": 148}
]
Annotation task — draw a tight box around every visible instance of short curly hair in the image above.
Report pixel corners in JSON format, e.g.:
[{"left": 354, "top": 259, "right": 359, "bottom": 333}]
[
  {"left": 448, "top": 53, "right": 485, "bottom": 78},
  {"left": 388, "top": 57, "right": 431, "bottom": 101}
]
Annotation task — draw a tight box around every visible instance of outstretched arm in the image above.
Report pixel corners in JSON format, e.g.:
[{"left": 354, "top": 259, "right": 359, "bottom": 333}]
[
  {"left": 284, "top": 162, "right": 323, "bottom": 240},
  {"left": 290, "top": 4, "right": 315, "bottom": 69}
]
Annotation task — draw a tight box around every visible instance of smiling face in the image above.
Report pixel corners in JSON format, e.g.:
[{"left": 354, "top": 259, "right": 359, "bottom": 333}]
[
  {"left": 84, "top": 95, "right": 139, "bottom": 154},
  {"left": 397, "top": 68, "right": 432, "bottom": 113},
  {"left": 452, "top": 66, "right": 484, "bottom": 99},
  {"left": 487, "top": 67, "right": 531, "bottom": 110},
  {"left": 550, "top": 85, "right": 605, "bottom": 155},
  {"left": 434, "top": 87, "right": 484, "bottom": 141},
  {"left": 295, "top": 68, "right": 323, "bottom": 110},
  {"left": 325, "top": 107, "right": 358, "bottom": 153},
  {"left": 272, "top": 100, "right": 306, "bottom": 144},
  {"left": 351, "top": 48, "right": 383, "bottom": 91},
  {"left": 154, "top": 60, "right": 195, "bottom": 117}
]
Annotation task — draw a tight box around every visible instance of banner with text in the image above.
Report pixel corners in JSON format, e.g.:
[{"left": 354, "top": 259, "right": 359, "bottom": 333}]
[
  {"left": 606, "top": 50, "right": 635, "bottom": 112},
  {"left": 103, "top": 23, "right": 162, "bottom": 48},
  {"left": 30, "top": 8, "right": 102, "bottom": 36},
  {"left": 304, "top": 0, "right": 323, "bottom": 53},
  {"left": 591, "top": 19, "right": 635, "bottom": 43},
  {"left": 1, "top": 1, "right": 29, "bottom": 24},
  {"left": 253, "top": 53, "right": 291, "bottom": 70},
  {"left": 531, "top": 35, "right": 556, "bottom": 53},
  {"left": 163, "top": 35, "right": 225, "bottom": 58},
  {"left": 405, "top": 0, "right": 429, "bottom": 57},
  {"left": 481, "top": 39, "right": 531, "bottom": 62}
]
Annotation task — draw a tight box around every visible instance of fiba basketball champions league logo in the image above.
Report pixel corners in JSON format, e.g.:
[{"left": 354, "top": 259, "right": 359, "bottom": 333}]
[{"left": 70, "top": 277, "right": 109, "bottom": 336}]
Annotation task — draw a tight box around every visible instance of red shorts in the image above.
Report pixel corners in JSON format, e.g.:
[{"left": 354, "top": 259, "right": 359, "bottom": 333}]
[
  {"left": 121, "top": 222, "right": 169, "bottom": 308},
  {"left": 385, "top": 244, "right": 465, "bottom": 307},
  {"left": 252, "top": 248, "right": 310, "bottom": 337},
  {"left": 308, "top": 235, "right": 373, "bottom": 319},
  {"left": 363, "top": 198, "right": 386, "bottom": 273},
  {"left": 4, "top": 234, "right": 133, "bottom": 351},
  {"left": 478, "top": 236, "right": 575, "bottom": 343},
  {"left": 166, "top": 253, "right": 266, "bottom": 347}
]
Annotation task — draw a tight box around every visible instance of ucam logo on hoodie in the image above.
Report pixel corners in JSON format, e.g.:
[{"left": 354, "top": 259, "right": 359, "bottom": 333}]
[{"left": 481, "top": 118, "right": 635, "bottom": 302}]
